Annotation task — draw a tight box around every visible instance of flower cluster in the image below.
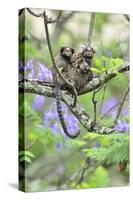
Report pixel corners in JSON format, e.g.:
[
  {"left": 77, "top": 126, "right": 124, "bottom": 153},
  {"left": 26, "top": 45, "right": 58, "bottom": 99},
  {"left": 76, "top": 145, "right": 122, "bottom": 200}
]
[
  {"left": 19, "top": 60, "right": 53, "bottom": 82},
  {"left": 101, "top": 97, "right": 117, "bottom": 115},
  {"left": 114, "top": 120, "right": 129, "bottom": 132},
  {"left": 19, "top": 60, "right": 79, "bottom": 141},
  {"left": 43, "top": 101, "right": 79, "bottom": 136}
]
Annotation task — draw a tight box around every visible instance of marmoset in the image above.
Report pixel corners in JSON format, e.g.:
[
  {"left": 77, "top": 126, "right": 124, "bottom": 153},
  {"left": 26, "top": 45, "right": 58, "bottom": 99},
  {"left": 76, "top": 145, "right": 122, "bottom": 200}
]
[
  {"left": 80, "top": 44, "right": 95, "bottom": 67},
  {"left": 53, "top": 47, "right": 80, "bottom": 139}
]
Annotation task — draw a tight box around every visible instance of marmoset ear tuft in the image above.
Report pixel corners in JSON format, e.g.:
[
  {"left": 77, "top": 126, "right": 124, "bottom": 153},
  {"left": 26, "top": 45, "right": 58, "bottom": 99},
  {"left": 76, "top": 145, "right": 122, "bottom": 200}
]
[
  {"left": 71, "top": 48, "right": 75, "bottom": 54},
  {"left": 60, "top": 47, "right": 66, "bottom": 53},
  {"left": 92, "top": 48, "right": 96, "bottom": 53},
  {"left": 80, "top": 44, "right": 85, "bottom": 53}
]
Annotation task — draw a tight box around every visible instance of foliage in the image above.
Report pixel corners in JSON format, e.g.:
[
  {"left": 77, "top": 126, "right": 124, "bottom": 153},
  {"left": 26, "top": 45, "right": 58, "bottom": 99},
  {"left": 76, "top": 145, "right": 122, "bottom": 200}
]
[{"left": 83, "top": 133, "right": 129, "bottom": 164}]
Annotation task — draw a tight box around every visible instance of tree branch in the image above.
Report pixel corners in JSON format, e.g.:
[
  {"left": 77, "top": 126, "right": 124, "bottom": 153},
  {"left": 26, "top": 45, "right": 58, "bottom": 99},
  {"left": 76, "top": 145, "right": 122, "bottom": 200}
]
[
  {"left": 99, "top": 99, "right": 129, "bottom": 121},
  {"left": 75, "top": 159, "right": 101, "bottom": 186},
  {"left": 124, "top": 14, "right": 130, "bottom": 22},
  {"left": 19, "top": 8, "right": 24, "bottom": 16},
  {"left": 88, "top": 12, "right": 96, "bottom": 45},
  {"left": 79, "top": 62, "right": 129, "bottom": 95},
  {"left": 92, "top": 91, "right": 97, "bottom": 125},
  {"left": 99, "top": 84, "right": 107, "bottom": 114},
  {"left": 27, "top": 8, "right": 44, "bottom": 17},
  {"left": 27, "top": 8, "right": 66, "bottom": 24},
  {"left": 19, "top": 62, "right": 129, "bottom": 135},
  {"left": 113, "top": 87, "right": 129, "bottom": 127}
]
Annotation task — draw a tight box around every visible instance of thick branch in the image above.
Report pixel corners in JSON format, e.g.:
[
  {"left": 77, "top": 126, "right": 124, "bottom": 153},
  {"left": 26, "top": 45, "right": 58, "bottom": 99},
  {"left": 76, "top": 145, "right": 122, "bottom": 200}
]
[
  {"left": 79, "top": 62, "right": 129, "bottom": 95},
  {"left": 19, "top": 79, "right": 93, "bottom": 132},
  {"left": 19, "top": 62, "right": 129, "bottom": 135}
]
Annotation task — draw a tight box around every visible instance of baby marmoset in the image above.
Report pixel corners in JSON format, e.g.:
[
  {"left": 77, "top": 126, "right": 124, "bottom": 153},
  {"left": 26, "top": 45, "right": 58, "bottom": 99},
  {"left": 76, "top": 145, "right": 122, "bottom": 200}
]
[{"left": 76, "top": 45, "right": 95, "bottom": 90}]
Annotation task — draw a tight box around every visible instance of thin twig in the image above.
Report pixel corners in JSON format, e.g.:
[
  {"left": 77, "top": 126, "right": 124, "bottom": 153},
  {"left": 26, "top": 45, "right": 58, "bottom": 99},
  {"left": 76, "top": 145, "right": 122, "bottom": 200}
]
[
  {"left": 99, "top": 84, "right": 107, "bottom": 114},
  {"left": 19, "top": 8, "right": 24, "bottom": 16},
  {"left": 91, "top": 82, "right": 106, "bottom": 126},
  {"left": 43, "top": 10, "right": 77, "bottom": 106},
  {"left": 75, "top": 165, "right": 90, "bottom": 186},
  {"left": 92, "top": 91, "right": 97, "bottom": 125},
  {"left": 27, "top": 8, "right": 62, "bottom": 23},
  {"left": 99, "top": 98, "right": 129, "bottom": 121},
  {"left": 50, "top": 10, "right": 62, "bottom": 23},
  {"left": 52, "top": 11, "right": 76, "bottom": 43},
  {"left": 113, "top": 87, "right": 129, "bottom": 127},
  {"left": 27, "top": 8, "right": 44, "bottom": 17},
  {"left": 98, "top": 31, "right": 107, "bottom": 74},
  {"left": 98, "top": 32, "right": 107, "bottom": 115},
  {"left": 25, "top": 135, "right": 43, "bottom": 150},
  {"left": 88, "top": 12, "right": 96, "bottom": 45},
  {"left": 124, "top": 14, "right": 130, "bottom": 22},
  {"left": 75, "top": 160, "right": 100, "bottom": 186}
]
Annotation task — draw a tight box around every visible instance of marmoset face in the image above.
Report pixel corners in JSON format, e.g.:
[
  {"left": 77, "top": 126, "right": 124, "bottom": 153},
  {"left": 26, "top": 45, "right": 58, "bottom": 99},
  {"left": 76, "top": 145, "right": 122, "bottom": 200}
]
[{"left": 83, "top": 46, "right": 95, "bottom": 58}]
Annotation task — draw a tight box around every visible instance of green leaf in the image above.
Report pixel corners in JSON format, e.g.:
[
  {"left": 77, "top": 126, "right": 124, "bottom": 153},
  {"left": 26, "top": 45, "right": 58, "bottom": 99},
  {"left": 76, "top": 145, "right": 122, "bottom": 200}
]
[
  {"left": 91, "top": 67, "right": 102, "bottom": 74},
  {"left": 19, "top": 155, "right": 32, "bottom": 163},
  {"left": 19, "top": 150, "right": 35, "bottom": 158}
]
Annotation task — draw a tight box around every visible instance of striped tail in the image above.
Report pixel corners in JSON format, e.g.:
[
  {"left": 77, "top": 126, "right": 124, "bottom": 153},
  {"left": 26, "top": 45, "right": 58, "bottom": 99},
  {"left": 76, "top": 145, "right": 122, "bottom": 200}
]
[{"left": 55, "top": 85, "right": 80, "bottom": 139}]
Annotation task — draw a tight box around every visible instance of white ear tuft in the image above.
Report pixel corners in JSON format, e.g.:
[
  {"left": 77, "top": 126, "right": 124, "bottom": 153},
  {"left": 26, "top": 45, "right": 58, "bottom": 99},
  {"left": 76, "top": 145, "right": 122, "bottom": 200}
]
[{"left": 80, "top": 44, "right": 85, "bottom": 53}]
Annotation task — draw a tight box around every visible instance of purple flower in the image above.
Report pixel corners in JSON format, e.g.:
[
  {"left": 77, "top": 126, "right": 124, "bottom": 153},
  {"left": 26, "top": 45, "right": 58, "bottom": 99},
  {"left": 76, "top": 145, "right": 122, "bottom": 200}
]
[
  {"left": 24, "top": 60, "right": 34, "bottom": 79},
  {"left": 67, "top": 116, "right": 79, "bottom": 134},
  {"left": 122, "top": 108, "right": 129, "bottom": 116},
  {"left": 101, "top": 97, "right": 117, "bottom": 114},
  {"left": 44, "top": 110, "right": 53, "bottom": 123},
  {"left": 19, "top": 60, "right": 54, "bottom": 80},
  {"left": 37, "top": 63, "right": 53, "bottom": 81},
  {"left": 61, "top": 102, "right": 68, "bottom": 112},
  {"left": 67, "top": 126, "right": 79, "bottom": 134},
  {"left": 32, "top": 95, "right": 45, "bottom": 111},
  {"left": 19, "top": 61, "right": 24, "bottom": 70},
  {"left": 106, "top": 50, "right": 112, "bottom": 58},
  {"left": 93, "top": 142, "right": 100, "bottom": 149},
  {"left": 55, "top": 143, "right": 62, "bottom": 150},
  {"left": 19, "top": 62, "right": 24, "bottom": 80},
  {"left": 19, "top": 74, "right": 22, "bottom": 80},
  {"left": 50, "top": 123, "right": 59, "bottom": 135},
  {"left": 111, "top": 110, "right": 117, "bottom": 119},
  {"left": 114, "top": 120, "right": 129, "bottom": 132}
]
